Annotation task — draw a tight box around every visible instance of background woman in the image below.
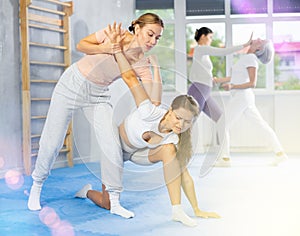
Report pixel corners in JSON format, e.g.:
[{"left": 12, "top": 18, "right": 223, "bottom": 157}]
[
  {"left": 214, "top": 39, "right": 288, "bottom": 166},
  {"left": 187, "top": 27, "right": 252, "bottom": 167},
  {"left": 27, "top": 13, "right": 164, "bottom": 219}
]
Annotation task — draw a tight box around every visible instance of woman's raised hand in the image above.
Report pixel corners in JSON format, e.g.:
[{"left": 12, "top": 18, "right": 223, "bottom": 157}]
[
  {"left": 244, "top": 32, "right": 253, "bottom": 47},
  {"left": 104, "top": 22, "right": 126, "bottom": 53}
]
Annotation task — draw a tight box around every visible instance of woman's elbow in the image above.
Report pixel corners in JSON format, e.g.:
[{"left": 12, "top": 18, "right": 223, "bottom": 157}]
[{"left": 76, "top": 42, "right": 83, "bottom": 52}]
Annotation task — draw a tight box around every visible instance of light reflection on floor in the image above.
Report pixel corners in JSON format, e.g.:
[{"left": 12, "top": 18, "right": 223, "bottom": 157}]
[{"left": 0, "top": 153, "right": 299, "bottom": 236}]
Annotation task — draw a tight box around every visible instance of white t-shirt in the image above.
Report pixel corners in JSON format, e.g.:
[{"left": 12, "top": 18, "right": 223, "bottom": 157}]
[
  {"left": 189, "top": 45, "right": 243, "bottom": 87},
  {"left": 230, "top": 53, "right": 258, "bottom": 85},
  {"left": 124, "top": 99, "right": 179, "bottom": 149}
]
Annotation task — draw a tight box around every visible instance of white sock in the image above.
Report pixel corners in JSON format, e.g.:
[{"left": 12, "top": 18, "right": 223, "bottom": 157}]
[
  {"left": 28, "top": 182, "right": 42, "bottom": 211},
  {"left": 172, "top": 204, "right": 197, "bottom": 227},
  {"left": 272, "top": 152, "right": 288, "bottom": 166},
  {"left": 109, "top": 192, "right": 135, "bottom": 219},
  {"left": 75, "top": 184, "right": 92, "bottom": 198}
]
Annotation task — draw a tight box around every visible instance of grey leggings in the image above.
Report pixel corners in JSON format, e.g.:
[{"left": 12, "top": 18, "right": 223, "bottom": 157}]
[
  {"left": 32, "top": 64, "right": 124, "bottom": 192},
  {"left": 188, "top": 82, "right": 223, "bottom": 122}
]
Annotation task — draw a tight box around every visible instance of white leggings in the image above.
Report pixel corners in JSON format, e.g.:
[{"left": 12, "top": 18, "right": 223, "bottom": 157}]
[
  {"left": 219, "top": 89, "right": 283, "bottom": 157},
  {"left": 32, "top": 64, "right": 124, "bottom": 192}
]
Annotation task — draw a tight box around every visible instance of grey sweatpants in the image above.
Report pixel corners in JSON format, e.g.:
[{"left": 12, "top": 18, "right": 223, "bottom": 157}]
[{"left": 32, "top": 64, "right": 124, "bottom": 192}]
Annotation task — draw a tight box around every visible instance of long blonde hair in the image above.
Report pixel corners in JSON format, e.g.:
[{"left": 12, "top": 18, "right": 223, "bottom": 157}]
[{"left": 170, "top": 95, "right": 199, "bottom": 169}]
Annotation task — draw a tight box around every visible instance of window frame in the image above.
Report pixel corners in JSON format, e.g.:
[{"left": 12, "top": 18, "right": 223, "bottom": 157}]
[{"left": 136, "top": 0, "right": 300, "bottom": 92}]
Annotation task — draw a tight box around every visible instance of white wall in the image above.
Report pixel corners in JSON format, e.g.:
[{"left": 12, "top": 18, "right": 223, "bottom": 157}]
[
  {"left": 70, "top": 0, "right": 134, "bottom": 63},
  {"left": 274, "top": 92, "right": 300, "bottom": 153},
  {"left": 0, "top": 0, "right": 23, "bottom": 178}
]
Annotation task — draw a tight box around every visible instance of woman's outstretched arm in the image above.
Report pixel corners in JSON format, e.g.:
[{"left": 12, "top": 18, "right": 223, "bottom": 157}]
[
  {"left": 181, "top": 168, "right": 221, "bottom": 219},
  {"left": 114, "top": 50, "right": 149, "bottom": 107},
  {"left": 147, "top": 55, "right": 162, "bottom": 106},
  {"left": 104, "top": 22, "right": 149, "bottom": 107}
]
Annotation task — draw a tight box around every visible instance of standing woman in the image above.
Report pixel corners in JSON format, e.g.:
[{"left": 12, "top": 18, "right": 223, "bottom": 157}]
[
  {"left": 215, "top": 39, "right": 288, "bottom": 166},
  {"left": 187, "top": 27, "right": 252, "bottom": 166},
  {"left": 27, "top": 13, "right": 164, "bottom": 219}
]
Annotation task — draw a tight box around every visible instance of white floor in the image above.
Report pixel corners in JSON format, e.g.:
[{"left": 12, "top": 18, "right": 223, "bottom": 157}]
[{"left": 141, "top": 152, "right": 300, "bottom": 236}]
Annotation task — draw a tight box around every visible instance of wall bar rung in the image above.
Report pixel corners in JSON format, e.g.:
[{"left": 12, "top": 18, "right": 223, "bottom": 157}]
[
  {"left": 29, "top": 5, "right": 66, "bottom": 16},
  {"left": 31, "top": 115, "right": 47, "bottom": 119},
  {"left": 30, "top": 61, "right": 66, "bottom": 67},
  {"left": 28, "top": 13, "right": 63, "bottom": 26},
  {"left": 31, "top": 79, "right": 58, "bottom": 83},
  {"left": 29, "top": 23, "right": 66, "bottom": 33},
  {"left": 31, "top": 134, "right": 41, "bottom": 139},
  {"left": 30, "top": 42, "right": 67, "bottom": 50},
  {"left": 31, "top": 98, "right": 51, "bottom": 101},
  {"left": 43, "top": 0, "right": 72, "bottom": 7},
  {"left": 31, "top": 153, "right": 38, "bottom": 158}
]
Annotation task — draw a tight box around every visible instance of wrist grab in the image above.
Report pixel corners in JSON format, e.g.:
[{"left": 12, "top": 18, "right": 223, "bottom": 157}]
[{"left": 112, "top": 43, "right": 122, "bottom": 54}]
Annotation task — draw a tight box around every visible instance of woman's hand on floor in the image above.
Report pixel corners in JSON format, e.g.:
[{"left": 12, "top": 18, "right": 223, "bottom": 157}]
[{"left": 194, "top": 208, "right": 221, "bottom": 219}]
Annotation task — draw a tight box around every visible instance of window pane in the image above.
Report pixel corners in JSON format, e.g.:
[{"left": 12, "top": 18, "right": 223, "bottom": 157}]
[
  {"left": 186, "top": 0, "right": 225, "bottom": 16},
  {"left": 135, "top": 9, "right": 174, "bottom": 20},
  {"left": 231, "top": 0, "right": 267, "bottom": 14},
  {"left": 135, "top": 10, "right": 175, "bottom": 90},
  {"left": 273, "top": 0, "right": 300, "bottom": 13},
  {"left": 232, "top": 24, "right": 266, "bottom": 88},
  {"left": 146, "top": 24, "right": 175, "bottom": 91},
  {"left": 186, "top": 23, "right": 226, "bottom": 89},
  {"left": 135, "top": 0, "right": 173, "bottom": 10},
  {"left": 273, "top": 21, "right": 300, "bottom": 90}
]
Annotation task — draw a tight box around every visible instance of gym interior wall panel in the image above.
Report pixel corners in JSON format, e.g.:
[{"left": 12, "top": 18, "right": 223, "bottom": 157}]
[
  {"left": 274, "top": 92, "right": 300, "bottom": 153},
  {"left": 0, "top": 0, "right": 22, "bottom": 177}
]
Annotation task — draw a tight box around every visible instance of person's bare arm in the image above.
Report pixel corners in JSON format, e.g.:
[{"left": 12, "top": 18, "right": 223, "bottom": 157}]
[
  {"left": 199, "top": 33, "right": 253, "bottom": 57},
  {"left": 105, "top": 23, "right": 149, "bottom": 107},
  {"left": 77, "top": 29, "right": 117, "bottom": 55},
  {"left": 114, "top": 52, "right": 149, "bottom": 107},
  {"left": 213, "top": 76, "right": 231, "bottom": 84},
  {"left": 222, "top": 67, "right": 257, "bottom": 91},
  {"left": 146, "top": 55, "right": 162, "bottom": 106},
  {"left": 181, "top": 169, "right": 221, "bottom": 218}
]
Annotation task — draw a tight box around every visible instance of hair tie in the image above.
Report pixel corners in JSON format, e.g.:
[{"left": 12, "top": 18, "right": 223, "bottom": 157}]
[{"left": 128, "top": 25, "right": 134, "bottom": 32}]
